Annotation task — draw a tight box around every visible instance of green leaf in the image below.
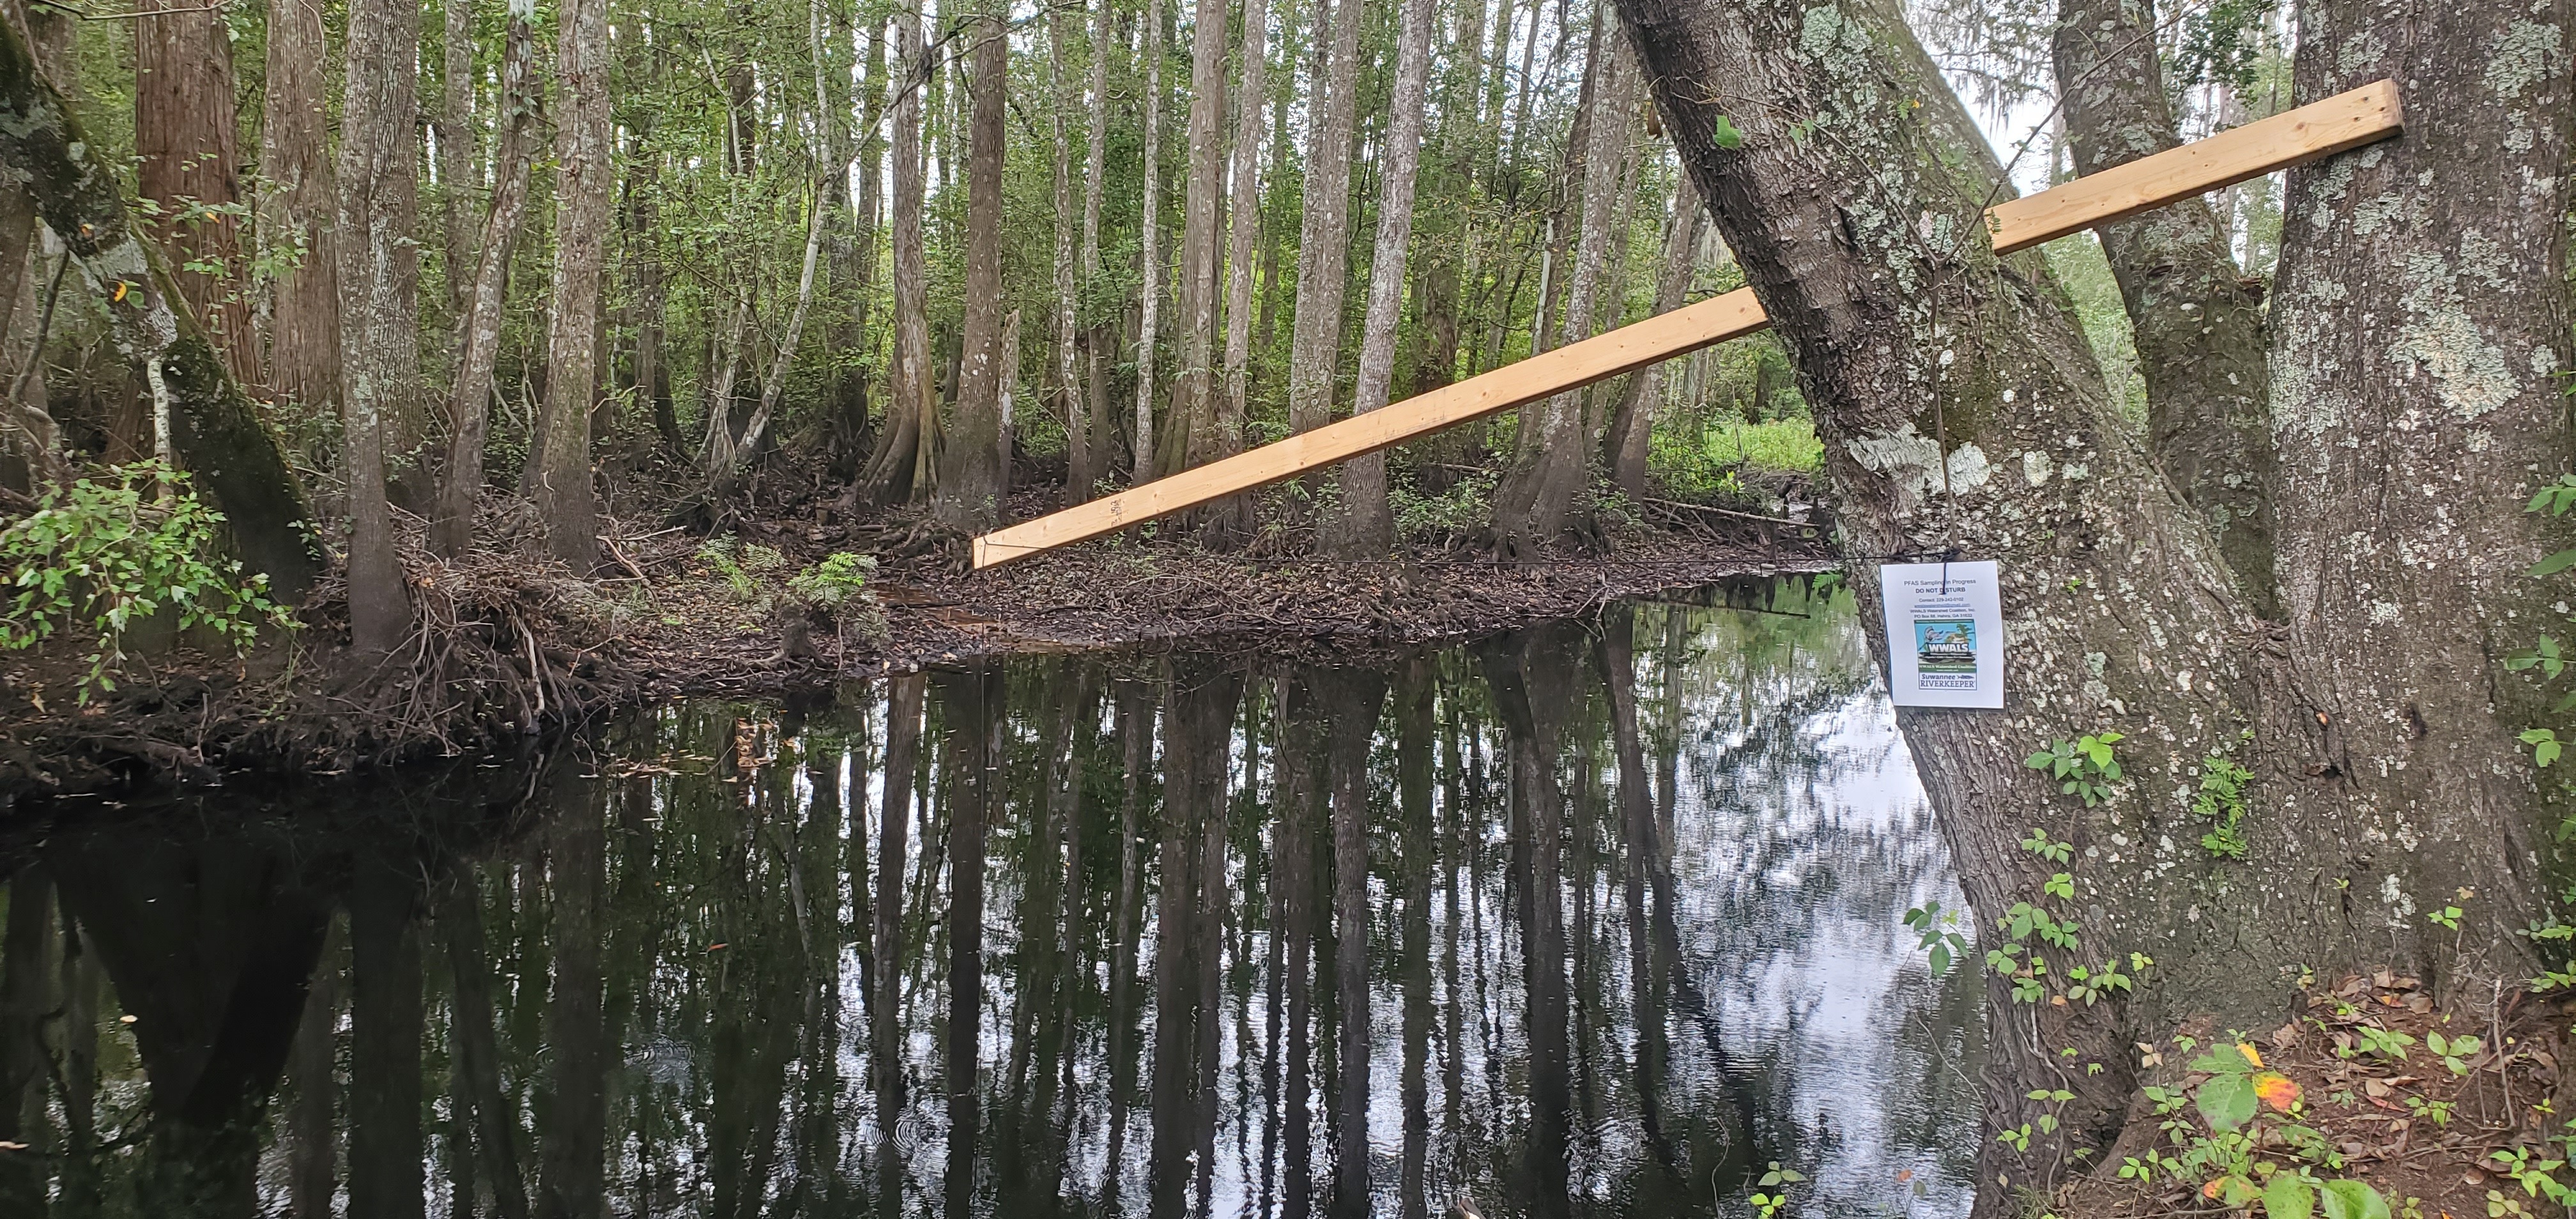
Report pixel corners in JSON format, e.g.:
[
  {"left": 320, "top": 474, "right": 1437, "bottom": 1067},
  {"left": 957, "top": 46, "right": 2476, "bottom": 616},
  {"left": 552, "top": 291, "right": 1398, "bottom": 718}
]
[
  {"left": 1711, "top": 115, "right": 1745, "bottom": 149},
  {"left": 2318, "top": 1179, "right": 2391, "bottom": 1219},
  {"left": 2262, "top": 1175, "right": 2315, "bottom": 1219},
  {"left": 2197, "top": 1075, "right": 2258, "bottom": 1131},
  {"left": 2533, "top": 548, "right": 2576, "bottom": 577}
]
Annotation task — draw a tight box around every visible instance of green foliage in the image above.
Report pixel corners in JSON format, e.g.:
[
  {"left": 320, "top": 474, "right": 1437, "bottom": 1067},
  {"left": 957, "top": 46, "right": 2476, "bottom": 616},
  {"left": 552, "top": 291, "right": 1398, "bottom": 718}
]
[
  {"left": 785, "top": 551, "right": 889, "bottom": 643},
  {"left": 1747, "top": 1161, "right": 1804, "bottom": 1216},
  {"left": 2172, "top": 0, "right": 2281, "bottom": 93},
  {"left": 785, "top": 551, "right": 876, "bottom": 613},
  {"left": 1, "top": 463, "right": 293, "bottom": 700},
  {"left": 2120, "top": 1042, "right": 2389, "bottom": 1219},
  {"left": 2025, "top": 732, "right": 2124, "bottom": 806},
  {"left": 694, "top": 535, "right": 785, "bottom": 602},
  {"left": 1392, "top": 470, "right": 1498, "bottom": 544},
  {"left": 2193, "top": 753, "right": 2255, "bottom": 859},
  {"left": 1903, "top": 901, "right": 1970, "bottom": 974}
]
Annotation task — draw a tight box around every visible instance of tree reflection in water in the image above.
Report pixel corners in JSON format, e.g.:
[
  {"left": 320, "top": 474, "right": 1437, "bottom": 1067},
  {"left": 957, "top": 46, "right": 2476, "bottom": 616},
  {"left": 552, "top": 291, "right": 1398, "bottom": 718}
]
[{"left": 0, "top": 581, "right": 1982, "bottom": 1218}]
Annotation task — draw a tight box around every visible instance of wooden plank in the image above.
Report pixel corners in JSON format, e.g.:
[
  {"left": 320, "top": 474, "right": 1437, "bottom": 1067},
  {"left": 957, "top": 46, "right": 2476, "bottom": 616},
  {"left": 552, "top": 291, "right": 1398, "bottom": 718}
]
[
  {"left": 973, "top": 288, "right": 1772, "bottom": 567},
  {"left": 1984, "top": 79, "right": 2400, "bottom": 253},
  {"left": 974, "top": 80, "right": 2402, "bottom": 569}
]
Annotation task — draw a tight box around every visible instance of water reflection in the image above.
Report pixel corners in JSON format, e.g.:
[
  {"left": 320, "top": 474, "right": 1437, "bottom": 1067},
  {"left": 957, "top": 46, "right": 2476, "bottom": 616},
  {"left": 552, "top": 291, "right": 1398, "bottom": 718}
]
[{"left": 0, "top": 583, "right": 1982, "bottom": 1218}]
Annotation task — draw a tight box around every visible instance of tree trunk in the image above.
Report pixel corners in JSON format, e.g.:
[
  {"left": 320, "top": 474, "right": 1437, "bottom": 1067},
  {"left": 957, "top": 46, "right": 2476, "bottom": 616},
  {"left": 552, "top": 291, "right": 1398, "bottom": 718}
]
[
  {"left": 431, "top": 0, "right": 542, "bottom": 556},
  {"left": 1075, "top": 0, "right": 1112, "bottom": 499},
  {"left": 1169, "top": 0, "right": 1228, "bottom": 482},
  {"left": 1130, "top": 0, "right": 1167, "bottom": 486},
  {"left": 259, "top": 0, "right": 338, "bottom": 415},
  {"left": 933, "top": 8, "right": 1009, "bottom": 529},
  {"left": 857, "top": 6, "right": 933, "bottom": 508},
  {"left": 440, "top": 0, "right": 479, "bottom": 316},
  {"left": 1283, "top": 0, "right": 1365, "bottom": 440},
  {"left": 335, "top": 0, "right": 420, "bottom": 648},
  {"left": 1207, "top": 0, "right": 1268, "bottom": 533},
  {"left": 0, "top": 19, "right": 321, "bottom": 594},
  {"left": 716, "top": 173, "right": 828, "bottom": 495},
  {"left": 530, "top": 0, "right": 611, "bottom": 569},
  {"left": 1488, "top": 24, "right": 1630, "bottom": 556},
  {"left": 2053, "top": 0, "right": 2277, "bottom": 614},
  {"left": 135, "top": 0, "right": 258, "bottom": 385},
  {"left": 1606, "top": 174, "right": 1700, "bottom": 498},
  {"left": 1050, "top": 5, "right": 1085, "bottom": 503},
  {"left": 2265, "top": 0, "right": 2573, "bottom": 1007},
  {"left": 1322, "top": 0, "right": 1437, "bottom": 555}
]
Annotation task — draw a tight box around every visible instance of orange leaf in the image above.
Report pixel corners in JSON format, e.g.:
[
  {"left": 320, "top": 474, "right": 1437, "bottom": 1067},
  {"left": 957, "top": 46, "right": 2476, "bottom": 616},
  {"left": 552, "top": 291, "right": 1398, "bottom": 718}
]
[
  {"left": 2203, "top": 1178, "right": 2228, "bottom": 1200},
  {"left": 2252, "top": 1071, "right": 2301, "bottom": 1112},
  {"left": 2237, "top": 1043, "right": 2265, "bottom": 1069}
]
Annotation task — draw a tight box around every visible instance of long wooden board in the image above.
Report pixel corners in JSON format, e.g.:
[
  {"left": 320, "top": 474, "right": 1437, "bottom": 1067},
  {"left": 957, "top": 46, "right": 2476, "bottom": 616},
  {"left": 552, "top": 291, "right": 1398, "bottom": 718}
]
[{"left": 973, "top": 79, "right": 2402, "bottom": 569}]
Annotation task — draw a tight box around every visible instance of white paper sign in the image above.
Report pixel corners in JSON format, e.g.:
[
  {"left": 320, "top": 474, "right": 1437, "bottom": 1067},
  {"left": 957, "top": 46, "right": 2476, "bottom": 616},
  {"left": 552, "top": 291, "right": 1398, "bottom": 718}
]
[{"left": 1879, "top": 560, "right": 2005, "bottom": 709}]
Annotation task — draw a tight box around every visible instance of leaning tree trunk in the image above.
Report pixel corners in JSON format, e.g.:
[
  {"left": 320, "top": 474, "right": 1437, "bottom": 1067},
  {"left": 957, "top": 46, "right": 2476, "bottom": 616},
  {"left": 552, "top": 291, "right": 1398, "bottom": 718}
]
[
  {"left": 135, "top": 0, "right": 259, "bottom": 386},
  {"left": 0, "top": 18, "right": 321, "bottom": 595},
  {"left": 1613, "top": 0, "right": 2255, "bottom": 1199},
  {"left": 431, "top": 0, "right": 541, "bottom": 557},
  {"left": 933, "top": 4, "right": 1009, "bottom": 530},
  {"left": 1606, "top": 174, "right": 1701, "bottom": 498},
  {"left": 530, "top": 0, "right": 611, "bottom": 570},
  {"left": 2053, "top": 0, "right": 2277, "bottom": 615},
  {"left": 259, "top": 0, "right": 339, "bottom": 417},
  {"left": 1616, "top": 0, "right": 2574, "bottom": 1208},
  {"left": 1488, "top": 24, "right": 1631, "bottom": 557},
  {"left": 1321, "top": 0, "right": 1438, "bottom": 555},
  {"left": 1283, "top": 0, "right": 1365, "bottom": 441}
]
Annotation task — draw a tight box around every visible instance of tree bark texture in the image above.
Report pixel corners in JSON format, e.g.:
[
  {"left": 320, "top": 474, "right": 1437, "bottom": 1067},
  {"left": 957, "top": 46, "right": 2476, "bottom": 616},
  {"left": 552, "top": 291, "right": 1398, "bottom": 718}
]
[
  {"left": 259, "top": 0, "right": 338, "bottom": 414},
  {"left": 1489, "top": 24, "right": 1631, "bottom": 555},
  {"left": 1130, "top": 0, "right": 1167, "bottom": 486},
  {"left": 530, "top": 0, "right": 611, "bottom": 569},
  {"left": 1208, "top": 0, "right": 1268, "bottom": 532},
  {"left": 135, "top": 0, "right": 258, "bottom": 385},
  {"left": 1284, "top": 0, "right": 1364, "bottom": 441},
  {"left": 1050, "top": 6, "right": 1086, "bottom": 502},
  {"left": 432, "top": 0, "right": 541, "bottom": 556},
  {"left": 0, "top": 14, "right": 322, "bottom": 595},
  {"left": 857, "top": 7, "right": 934, "bottom": 508},
  {"left": 1322, "top": 0, "right": 1437, "bottom": 555},
  {"left": 2264, "top": 0, "right": 2574, "bottom": 1002},
  {"left": 1168, "top": 0, "right": 1228, "bottom": 479},
  {"left": 336, "top": 0, "right": 422, "bottom": 649},
  {"left": 441, "top": 0, "right": 479, "bottom": 316},
  {"left": 934, "top": 9, "right": 1009, "bottom": 528},
  {"left": 1606, "top": 174, "right": 1701, "bottom": 498},
  {"left": 2053, "top": 0, "right": 2278, "bottom": 615}
]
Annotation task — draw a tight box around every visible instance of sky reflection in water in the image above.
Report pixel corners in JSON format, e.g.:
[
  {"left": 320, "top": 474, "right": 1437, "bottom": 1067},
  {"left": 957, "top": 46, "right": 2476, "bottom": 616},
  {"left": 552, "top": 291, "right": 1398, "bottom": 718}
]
[{"left": 0, "top": 581, "right": 1982, "bottom": 1219}]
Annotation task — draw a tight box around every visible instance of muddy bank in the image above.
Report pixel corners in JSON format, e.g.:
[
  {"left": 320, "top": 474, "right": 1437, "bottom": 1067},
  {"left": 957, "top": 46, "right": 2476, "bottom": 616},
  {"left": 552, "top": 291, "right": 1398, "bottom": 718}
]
[{"left": 0, "top": 506, "right": 1827, "bottom": 799}]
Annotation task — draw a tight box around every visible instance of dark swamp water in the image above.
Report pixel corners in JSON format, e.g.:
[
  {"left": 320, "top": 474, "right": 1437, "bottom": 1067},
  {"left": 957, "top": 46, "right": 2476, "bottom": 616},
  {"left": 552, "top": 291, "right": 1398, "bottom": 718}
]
[{"left": 0, "top": 581, "right": 1986, "bottom": 1219}]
